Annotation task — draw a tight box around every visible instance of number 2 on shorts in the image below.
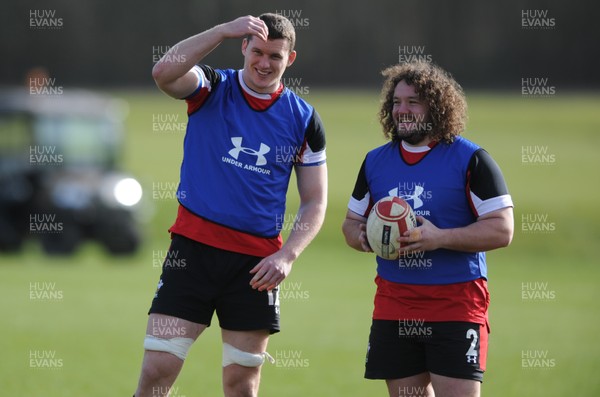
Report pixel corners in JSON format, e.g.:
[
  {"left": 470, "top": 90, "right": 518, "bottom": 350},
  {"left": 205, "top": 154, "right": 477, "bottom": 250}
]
[{"left": 465, "top": 328, "right": 479, "bottom": 363}]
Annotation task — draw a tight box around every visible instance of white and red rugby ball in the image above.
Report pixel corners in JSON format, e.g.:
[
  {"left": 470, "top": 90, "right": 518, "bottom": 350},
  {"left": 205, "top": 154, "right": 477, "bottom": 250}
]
[{"left": 366, "top": 196, "right": 417, "bottom": 260}]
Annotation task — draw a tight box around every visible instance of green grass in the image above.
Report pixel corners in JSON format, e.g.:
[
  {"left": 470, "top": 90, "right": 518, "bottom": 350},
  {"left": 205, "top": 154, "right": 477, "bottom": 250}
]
[{"left": 2, "top": 90, "right": 600, "bottom": 396}]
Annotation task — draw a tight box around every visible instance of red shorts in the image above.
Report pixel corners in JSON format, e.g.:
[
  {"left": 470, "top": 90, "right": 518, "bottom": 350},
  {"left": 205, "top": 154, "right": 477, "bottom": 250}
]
[{"left": 372, "top": 276, "right": 490, "bottom": 324}]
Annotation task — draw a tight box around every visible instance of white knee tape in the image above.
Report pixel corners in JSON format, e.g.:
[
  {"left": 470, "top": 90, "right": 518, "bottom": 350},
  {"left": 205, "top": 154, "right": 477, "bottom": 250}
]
[
  {"left": 143, "top": 335, "right": 194, "bottom": 361},
  {"left": 222, "top": 342, "right": 275, "bottom": 368}
]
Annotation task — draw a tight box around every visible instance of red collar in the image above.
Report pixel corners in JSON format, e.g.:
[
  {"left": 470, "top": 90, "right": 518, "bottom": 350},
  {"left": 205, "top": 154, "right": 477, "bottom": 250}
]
[
  {"left": 238, "top": 70, "right": 284, "bottom": 111},
  {"left": 400, "top": 140, "right": 438, "bottom": 165}
]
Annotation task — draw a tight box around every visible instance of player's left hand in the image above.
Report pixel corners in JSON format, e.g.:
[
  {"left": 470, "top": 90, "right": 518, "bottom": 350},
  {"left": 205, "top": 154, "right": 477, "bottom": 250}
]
[
  {"left": 249, "top": 251, "right": 293, "bottom": 291},
  {"left": 397, "top": 215, "right": 443, "bottom": 254}
]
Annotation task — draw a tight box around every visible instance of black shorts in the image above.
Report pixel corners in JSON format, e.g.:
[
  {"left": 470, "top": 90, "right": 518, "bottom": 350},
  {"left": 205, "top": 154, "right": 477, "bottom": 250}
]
[
  {"left": 148, "top": 234, "right": 280, "bottom": 334},
  {"left": 365, "top": 319, "right": 488, "bottom": 382}
]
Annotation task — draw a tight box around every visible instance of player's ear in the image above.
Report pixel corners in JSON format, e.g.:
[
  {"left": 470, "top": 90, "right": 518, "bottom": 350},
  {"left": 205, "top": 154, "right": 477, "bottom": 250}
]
[
  {"left": 241, "top": 37, "right": 249, "bottom": 56},
  {"left": 287, "top": 50, "right": 297, "bottom": 67}
]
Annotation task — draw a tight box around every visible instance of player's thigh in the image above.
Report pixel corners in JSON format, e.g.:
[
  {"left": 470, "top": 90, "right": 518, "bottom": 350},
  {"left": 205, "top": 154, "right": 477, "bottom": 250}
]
[
  {"left": 425, "top": 322, "right": 486, "bottom": 382},
  {"left": 365, "top": 320, "right": 428, "bottom": 380},
  {"left": 221, "top": 328, "right": 270, "bottom": 353},
  {"left": 386, "top": 373, "right": 434, "bottom": 397},
  {"left": 146, "top": 313, "right": 207, "bottom": 340},
  {"left": 215, "top": 252, "right": 280, "bottom": 334},
  {"left": 430, "top": 373, "right": 480, "bottom": 397}
]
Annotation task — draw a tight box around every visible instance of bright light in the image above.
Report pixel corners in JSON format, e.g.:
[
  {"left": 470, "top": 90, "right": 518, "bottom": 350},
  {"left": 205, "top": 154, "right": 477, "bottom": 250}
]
[{"left": 113, "top": 178, "right": 142, "bottom": 206}]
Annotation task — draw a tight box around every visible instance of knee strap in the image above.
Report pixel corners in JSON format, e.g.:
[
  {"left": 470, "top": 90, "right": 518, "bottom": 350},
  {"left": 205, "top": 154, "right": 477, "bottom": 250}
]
[
  {"left": 222, "top": 342, "right": 275, "bottom": 367},
  {"left": 143, "top": 335, "right": 194, "bottom": 361}
]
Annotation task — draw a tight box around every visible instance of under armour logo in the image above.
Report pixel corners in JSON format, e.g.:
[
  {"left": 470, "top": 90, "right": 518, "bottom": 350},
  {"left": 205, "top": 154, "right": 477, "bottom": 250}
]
[
  {"left": 401, "top": 185, "right": 424, "bottom": 208},
  {"left": 228, "top": 137, "right": 270, "bottom": 166},
  {"left": 388, "top": 185, "right": 425, "bottom": 209},
  {"left": 466, "top": 355, "right": 477, "bottom": 364}
]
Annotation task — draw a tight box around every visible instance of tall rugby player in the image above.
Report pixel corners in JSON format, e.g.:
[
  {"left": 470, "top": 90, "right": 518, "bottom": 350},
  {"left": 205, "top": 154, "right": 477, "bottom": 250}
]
[{"left": 133, "top": 14, "right": 327, "bottom": 397}]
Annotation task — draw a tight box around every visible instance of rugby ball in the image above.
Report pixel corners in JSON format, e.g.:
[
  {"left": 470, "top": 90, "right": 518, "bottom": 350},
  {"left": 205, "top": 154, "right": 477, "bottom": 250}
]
[{"left": 366, "top": 196, "right": 417, "bottom": 260}]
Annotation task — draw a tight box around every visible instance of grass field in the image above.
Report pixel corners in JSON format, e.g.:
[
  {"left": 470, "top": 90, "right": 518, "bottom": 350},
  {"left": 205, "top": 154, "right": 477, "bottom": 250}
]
[{"left": 2, "top": 90, "right": 600, "bottom": 396}]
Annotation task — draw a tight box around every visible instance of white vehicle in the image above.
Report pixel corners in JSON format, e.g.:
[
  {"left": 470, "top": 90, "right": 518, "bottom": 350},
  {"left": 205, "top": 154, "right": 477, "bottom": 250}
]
[{"left": 0, "top": 88, "right": 142, "bottom": 255}]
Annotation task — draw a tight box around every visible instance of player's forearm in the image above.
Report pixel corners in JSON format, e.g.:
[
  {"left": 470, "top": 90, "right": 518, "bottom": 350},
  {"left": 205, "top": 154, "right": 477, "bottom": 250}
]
[
  {"left": 438, "top": 211, "right": 514, "bottom": 252},
  {"left": 342, "top": 218, "right": 367, "bottom": 252},
  {"left": 278, "top": 198, "right": 327, "bottom": 262},
  {"left": 152, "top": 25, "right": 226, "bottom": 86}
]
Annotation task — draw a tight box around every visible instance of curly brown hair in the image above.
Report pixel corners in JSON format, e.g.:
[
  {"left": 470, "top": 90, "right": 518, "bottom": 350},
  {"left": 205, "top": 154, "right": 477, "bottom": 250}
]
[{"left": 378, "top": 61, "right": 467, "bottom": 144}]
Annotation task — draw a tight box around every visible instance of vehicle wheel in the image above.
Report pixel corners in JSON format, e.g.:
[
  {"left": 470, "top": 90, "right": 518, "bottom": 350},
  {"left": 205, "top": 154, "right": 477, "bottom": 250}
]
[
  {"left": 0, "top": 217, "right": 24, "bottom": 252},
  {"left": 98, "top": 222, "right": 141, "bottom": 255},
  {"left": 39, "top": 223, "right": 81, "bottom": 255}
]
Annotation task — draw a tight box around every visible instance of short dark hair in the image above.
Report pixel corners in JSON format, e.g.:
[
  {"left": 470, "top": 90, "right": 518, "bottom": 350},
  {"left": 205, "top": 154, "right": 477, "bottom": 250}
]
[
  {"left": 378, "top": 61, "right": 468, "bottom": 144},
  {"left": 247, "top": 13, "right": 296, "bottom": 52}
]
